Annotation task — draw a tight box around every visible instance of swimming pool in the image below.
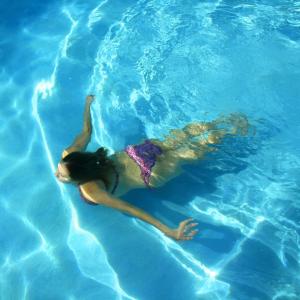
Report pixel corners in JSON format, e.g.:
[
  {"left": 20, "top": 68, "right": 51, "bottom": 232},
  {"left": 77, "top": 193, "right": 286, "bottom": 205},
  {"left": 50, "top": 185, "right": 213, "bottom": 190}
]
[{"left": 1, "top": 0, "right": 300, "bottom": 299}]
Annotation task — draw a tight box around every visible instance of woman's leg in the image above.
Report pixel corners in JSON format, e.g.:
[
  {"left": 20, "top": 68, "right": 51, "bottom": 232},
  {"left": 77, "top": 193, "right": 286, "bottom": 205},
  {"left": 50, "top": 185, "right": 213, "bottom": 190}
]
[
  {"left": 148, "top": 114, "right": 249, "bottom": 188},
  {"left": 153, "top": 113, "right": 249, "bottom": 165}
]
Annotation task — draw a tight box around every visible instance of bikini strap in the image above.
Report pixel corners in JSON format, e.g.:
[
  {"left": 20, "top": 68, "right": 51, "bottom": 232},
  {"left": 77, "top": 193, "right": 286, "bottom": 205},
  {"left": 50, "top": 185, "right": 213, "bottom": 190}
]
[{"left": 111, "top": 166, "right": 119, "bottom": 194}]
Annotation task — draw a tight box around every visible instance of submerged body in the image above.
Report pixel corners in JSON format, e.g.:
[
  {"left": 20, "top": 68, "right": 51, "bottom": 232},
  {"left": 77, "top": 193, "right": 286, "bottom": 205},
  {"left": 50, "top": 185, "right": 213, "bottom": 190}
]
[
  {"left": 82, "top": 119, "right": 247, "bottom": 198},
  {"left": 56, "top": 95, "right": 249, "bottom": 240}
]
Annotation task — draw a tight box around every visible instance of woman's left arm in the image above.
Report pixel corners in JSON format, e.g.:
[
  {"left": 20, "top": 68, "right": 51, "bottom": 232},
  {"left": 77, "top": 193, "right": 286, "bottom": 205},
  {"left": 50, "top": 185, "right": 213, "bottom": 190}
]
[{"left": 81, "top": 182, "right": 198, "bottom": 241}]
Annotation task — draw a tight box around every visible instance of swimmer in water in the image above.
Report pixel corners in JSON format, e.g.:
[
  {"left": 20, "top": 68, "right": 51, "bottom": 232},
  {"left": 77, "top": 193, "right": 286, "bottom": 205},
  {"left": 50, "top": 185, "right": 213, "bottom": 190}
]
[{"left": 55, "top": 95, "right": 249, "bottom": 241}]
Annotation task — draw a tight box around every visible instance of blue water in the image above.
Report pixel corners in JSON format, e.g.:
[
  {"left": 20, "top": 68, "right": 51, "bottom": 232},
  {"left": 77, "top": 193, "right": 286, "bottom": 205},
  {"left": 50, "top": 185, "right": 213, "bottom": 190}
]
[{"left": 1, "top": 0, "right": 300, "bottom": 299}]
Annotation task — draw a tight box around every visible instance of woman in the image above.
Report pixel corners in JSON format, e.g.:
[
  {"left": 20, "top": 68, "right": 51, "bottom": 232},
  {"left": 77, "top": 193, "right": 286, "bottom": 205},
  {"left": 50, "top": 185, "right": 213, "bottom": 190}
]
[{"left": 55, "top": 95, "right": 249, "bottom": 241}]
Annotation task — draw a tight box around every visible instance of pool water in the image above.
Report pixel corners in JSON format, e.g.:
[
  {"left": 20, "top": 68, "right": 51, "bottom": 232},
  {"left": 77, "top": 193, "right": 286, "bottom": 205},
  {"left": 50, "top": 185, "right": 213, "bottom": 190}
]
[{"left": 1, "top": 0, "right": 300, "bottom": 299}]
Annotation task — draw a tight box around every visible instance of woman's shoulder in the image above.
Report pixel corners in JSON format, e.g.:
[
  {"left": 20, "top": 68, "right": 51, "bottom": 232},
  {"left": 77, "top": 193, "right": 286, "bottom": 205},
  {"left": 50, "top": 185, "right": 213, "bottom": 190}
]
[
  {"left": 79, "top": 180, "right": 106, "bottom": 195},
  {"left": 78, "top": 180, "right": 109, "bottom": 205}
]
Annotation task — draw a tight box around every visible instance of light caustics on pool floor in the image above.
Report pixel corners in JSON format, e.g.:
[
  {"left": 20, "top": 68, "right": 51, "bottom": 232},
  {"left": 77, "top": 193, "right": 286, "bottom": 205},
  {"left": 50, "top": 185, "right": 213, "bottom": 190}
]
[{"left": 1, "top": 0, "right": 300, "bottom": 299}]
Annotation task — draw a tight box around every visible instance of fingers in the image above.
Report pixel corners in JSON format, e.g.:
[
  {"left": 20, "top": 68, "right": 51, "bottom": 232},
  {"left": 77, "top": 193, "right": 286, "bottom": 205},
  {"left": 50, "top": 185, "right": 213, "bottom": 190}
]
[
  {"left": 180, "top": 230, "right": 198, "bottom": 241},
  {"left": 180, "top": 218, "right": 194, "bottom": 226},
  {"left": 177, "top": 218, "right": 199, "bottom": 241},
  {"left": 179, "top": 219, "right": 197, "bottom": 231},
  {"left": 188, "top": 229, "right": 198, "bottom": 237},
  {"left": 86, "top": 95, "right": 95, "bottom": 101},
  {"left": 186, "top": 229, "right": 198, "bottom": 238},
  {"left": 185, "top": 223, "right": 198, "bottom": 230}
]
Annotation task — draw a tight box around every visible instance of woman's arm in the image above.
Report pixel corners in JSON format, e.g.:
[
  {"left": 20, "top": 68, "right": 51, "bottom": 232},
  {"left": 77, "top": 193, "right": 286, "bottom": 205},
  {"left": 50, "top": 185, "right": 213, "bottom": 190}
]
[
  {"left": 62, "top": 95, "right": 95, "bottom": 158},
  {"left": 80, "top": 182, "right": 199, "bottom": 241},
  {"left": 82, "top": 95, "right": 94, "bottom": 133}
]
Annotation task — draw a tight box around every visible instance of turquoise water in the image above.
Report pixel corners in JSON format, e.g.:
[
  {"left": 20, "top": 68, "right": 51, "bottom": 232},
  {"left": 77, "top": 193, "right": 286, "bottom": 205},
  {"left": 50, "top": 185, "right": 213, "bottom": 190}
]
[{"left": 1, "top": 0, "right": 300, "bottom": 299}]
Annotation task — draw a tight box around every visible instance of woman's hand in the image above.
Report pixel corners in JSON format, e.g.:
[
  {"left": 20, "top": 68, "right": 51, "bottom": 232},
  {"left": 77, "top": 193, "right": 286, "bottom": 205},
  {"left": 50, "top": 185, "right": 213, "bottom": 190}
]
[
  {"left": 86, "top": 95, "right": 95, "bottom": 104},
  {"left": 167, "top": 218, "right": 199, "bottom": 241}
]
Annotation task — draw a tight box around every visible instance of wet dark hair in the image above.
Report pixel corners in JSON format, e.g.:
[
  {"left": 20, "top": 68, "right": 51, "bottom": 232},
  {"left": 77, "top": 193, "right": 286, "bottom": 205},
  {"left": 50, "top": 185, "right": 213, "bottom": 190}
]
[{"left": 62, "top": 147, "right": 115, "bottom": 188}]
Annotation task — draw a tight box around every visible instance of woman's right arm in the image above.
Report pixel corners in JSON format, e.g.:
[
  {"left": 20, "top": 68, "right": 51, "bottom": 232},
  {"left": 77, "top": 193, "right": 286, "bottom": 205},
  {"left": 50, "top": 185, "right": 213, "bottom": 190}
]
[
  {"left": 80, "top": 182, "right": 199, "bottom": 241},
  {"left": 62, "top": 95, "right": 95, "bottom": 158}
]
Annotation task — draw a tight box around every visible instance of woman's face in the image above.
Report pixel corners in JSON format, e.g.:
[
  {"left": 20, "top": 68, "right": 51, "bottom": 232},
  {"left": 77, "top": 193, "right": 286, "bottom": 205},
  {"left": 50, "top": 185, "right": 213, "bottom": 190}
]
[{"left": 55, "top": 162, "right": 71, "bottom": 183}]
